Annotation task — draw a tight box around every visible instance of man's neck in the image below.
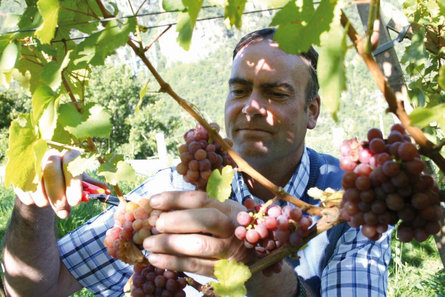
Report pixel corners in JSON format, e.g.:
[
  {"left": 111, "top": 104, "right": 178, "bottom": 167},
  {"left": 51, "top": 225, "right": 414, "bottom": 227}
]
[{"left": 244, "top": 153, "right": 302, "bottom": 201}]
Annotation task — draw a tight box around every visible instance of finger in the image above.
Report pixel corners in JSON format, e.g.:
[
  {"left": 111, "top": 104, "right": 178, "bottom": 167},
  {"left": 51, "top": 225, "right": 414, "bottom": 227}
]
[
  {"left": 62, "top": 150, "right": 82, "bottom": 206},
  {"left": 32, "top": 182, "right": 49, "bottom": 208},
  {"left": 42, "top": 151, "right": 70, "bottom": 218},
  {"left": 155, "top": 208, "right": 234, "bottom": 238},
  {"left": 14, "top": 188, "right": 35, "bottom": 206},
  {"left": 143, "top": 233, "right": 232, "bottom": 259},
  {"left": 147, "top": 253, "right": 217, "bottom": 277},
  {"left": 150, "top": 191, "right": 233, "bottom": 214}
]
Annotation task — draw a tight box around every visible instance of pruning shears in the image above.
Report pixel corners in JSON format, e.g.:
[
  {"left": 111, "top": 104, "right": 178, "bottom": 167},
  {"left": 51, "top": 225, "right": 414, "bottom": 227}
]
[{"left": 81, "top": 181, "right": 122, "bottom": 206}]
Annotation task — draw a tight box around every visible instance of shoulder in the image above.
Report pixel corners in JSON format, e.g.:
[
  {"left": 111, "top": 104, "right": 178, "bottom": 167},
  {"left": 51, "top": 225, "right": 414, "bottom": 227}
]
[{"left": 307, "top": 148, "right": 343, "bottom": 190}]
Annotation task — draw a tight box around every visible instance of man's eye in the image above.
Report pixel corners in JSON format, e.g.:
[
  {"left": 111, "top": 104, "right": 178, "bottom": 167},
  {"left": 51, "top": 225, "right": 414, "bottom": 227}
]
[
  {"left": 231, "top": 89, "right": 248, "bottom": 96},
  {"left": 269, "top": 92, "right": 288, "bottom": 99}
]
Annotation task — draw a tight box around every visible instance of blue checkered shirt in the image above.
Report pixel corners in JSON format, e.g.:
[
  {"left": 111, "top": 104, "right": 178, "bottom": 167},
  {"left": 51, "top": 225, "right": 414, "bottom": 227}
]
[{"left": 59, "top": 147, "right": 391, "bottom": 296}]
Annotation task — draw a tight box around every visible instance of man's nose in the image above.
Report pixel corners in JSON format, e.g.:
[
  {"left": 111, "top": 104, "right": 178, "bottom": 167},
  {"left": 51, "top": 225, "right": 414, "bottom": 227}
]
[{"left": 241, "top": 94, "right": 267, "bottom": 117}]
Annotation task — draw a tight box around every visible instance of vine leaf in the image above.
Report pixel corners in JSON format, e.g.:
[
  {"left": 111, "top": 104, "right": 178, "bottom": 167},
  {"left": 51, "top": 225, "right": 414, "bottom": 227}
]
[
  {"left": 206, "top": 165, "right": 235, "bottom": 202},
  {"left": 67, "top": 155, "right": 100, "bottom": 177},
  {"left": 271, "top": 0, "right": 337, "bottom": 55},
  {"left": 35, "top": 0, "right": 60, "bottom": 44},
  {"left": 136, "top": 80, "right": 149, "bottom": 114},
  {"left": 0, "top": 41, "right": 19, "bottom": 72},
  {"left": 32, "top": 85, "right": 60, "bottom": 140},
  {"left": 58, "top": 103, "right": 112, "bottom": 139},
  {"left": 72, "top": 18, "right": 136, "bottom": 67},
  {"left": 162, "top": 0, "right": 185, "bottom": 11},
  {"left": 224, "top": 0, "right": 247, "bottom": 29},
  {"left": 176, "top": 0, "right": 203, "bottom": 50},
  {"left": 409, "top": 104, "right": 445, "bottom": 130},
  {"left": 40, "top": 51, "right": 70, "bottom": 91},
  {"left": 439, "top": 66, "right": 445, "bottom": 90},
  {"left": 318, "top": 6, "right": 346, "bottom": 122},
  {"left": 210, "top": 259, "right": 251, "bottom": 297},
  {"left": 97, "top": 155, "right": 136, "bottom": 186},
  {"left": 5, "top": 114, "right": 48, "bottom": 192}
]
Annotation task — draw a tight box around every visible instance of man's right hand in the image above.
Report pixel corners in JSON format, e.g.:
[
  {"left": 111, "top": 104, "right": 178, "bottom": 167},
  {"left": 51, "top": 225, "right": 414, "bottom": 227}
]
[{"left": 15, "top": 149, "right": 95, "bottom": 219}]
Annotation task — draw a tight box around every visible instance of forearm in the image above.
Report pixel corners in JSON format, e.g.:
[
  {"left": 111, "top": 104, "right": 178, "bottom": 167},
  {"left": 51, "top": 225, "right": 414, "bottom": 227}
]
[{"left": 3, "top": 199, "right": 80, "bottom": 296}]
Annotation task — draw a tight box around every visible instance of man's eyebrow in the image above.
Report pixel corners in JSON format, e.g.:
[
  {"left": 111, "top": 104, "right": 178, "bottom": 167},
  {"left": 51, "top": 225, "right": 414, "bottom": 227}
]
[
  {"left": 228, "top": 77, "right": 252, "bottom": 86},
  {"left": 261, "top": 82, "right": 295, "bottom": 93}
]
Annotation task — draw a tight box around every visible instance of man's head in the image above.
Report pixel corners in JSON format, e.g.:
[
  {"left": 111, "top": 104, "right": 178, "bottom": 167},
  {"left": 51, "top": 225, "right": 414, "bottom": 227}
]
[
  {"left": 232, "top": 28, "right": 319, "bottom": 107},
  {"left": 224, "top": 28, "right": 320, "bottom": 169}
]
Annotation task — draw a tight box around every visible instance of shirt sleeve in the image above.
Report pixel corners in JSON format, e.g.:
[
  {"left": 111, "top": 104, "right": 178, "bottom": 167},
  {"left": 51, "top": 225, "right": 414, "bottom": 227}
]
[
  {"left": 320, "top": 227, "right": 393, "bottom": 297},
  {"left": 58, "top": 167, "right": 196, "bottom": 296}
]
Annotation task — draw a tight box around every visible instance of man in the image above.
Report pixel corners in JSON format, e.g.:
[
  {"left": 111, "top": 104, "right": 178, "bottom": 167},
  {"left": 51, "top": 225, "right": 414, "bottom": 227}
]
[{"left": 3, "top": 28, "right": 391, "bottom": 297}]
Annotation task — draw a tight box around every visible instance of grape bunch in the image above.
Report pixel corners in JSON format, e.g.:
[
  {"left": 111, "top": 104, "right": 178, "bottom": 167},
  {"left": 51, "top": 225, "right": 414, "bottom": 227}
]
[
  {"left": 176, "top": 123, "right": 236, "bottom": 190},
  {"left": 130, "top": 263, "right": 187, "bottom": 297},
  {"left": 104, "top": 200, "right": 188, "bottom": 296},
  {"left": 339, "top": 124, "right": 442, "bottom": 242},
  {"left": 234, "top": 198, "right": 313, "bottom": 276},
  {"left": 104, "top": 199, "right": 154, "bottom": 259}
]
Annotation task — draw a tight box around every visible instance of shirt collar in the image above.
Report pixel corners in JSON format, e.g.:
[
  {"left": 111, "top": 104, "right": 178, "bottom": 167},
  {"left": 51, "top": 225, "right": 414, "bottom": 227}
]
[{"left": 231, "top": 147, "right": 310, "bottom": 206}]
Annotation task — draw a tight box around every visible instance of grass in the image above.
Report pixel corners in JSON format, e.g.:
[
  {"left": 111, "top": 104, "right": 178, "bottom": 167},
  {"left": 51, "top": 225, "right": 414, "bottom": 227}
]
[{"left": 0, "top": 184, "right": 444, "bottom": 297}]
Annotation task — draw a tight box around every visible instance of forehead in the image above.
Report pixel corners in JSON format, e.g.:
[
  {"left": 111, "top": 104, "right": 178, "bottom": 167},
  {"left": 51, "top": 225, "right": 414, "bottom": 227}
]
[{"left": 231, "top": 39, "right": 310, "bottom": 86}]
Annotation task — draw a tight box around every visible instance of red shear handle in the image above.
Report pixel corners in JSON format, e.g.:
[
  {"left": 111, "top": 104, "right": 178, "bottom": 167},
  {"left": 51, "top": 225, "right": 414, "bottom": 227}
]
[{"left": 81, "top": 181, "right": 111, "bottom": 202}]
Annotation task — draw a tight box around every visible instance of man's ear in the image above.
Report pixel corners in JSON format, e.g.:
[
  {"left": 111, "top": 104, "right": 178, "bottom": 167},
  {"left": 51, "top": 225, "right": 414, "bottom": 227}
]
[{"left": 307, "top": 95, "right": 320, "bottom": 130}]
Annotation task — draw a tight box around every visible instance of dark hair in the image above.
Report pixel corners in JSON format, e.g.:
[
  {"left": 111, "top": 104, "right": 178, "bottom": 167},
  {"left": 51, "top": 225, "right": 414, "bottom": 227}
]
[{"left": 233, "top": 28, "right": 319, "bottom": 105}]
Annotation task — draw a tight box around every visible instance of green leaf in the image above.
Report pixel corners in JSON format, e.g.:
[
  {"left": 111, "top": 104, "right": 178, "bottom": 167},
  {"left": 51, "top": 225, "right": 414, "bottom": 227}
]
[
  {"left": 72, "top": 18, "right": 136, "bottom": 67},
  {"left": 439, "top": 66, "right": 445, "bottom": 90},
  {"left": 18, "top": 5, "right": 42, "bottom": 30},
  {"left": 318, "top": 10, "right": 346, "bottom": 122},
  {"left": 206, "top": 165, "right": 235, "bottom": 202},
  {"left": 409, "top": 104, "right": 445, "bottom": 129},
  {"left": 272, "top": 0, "right": 337, "bottom": 54},
  {"left": 58, "top": 0, "right": 102, "bottom": 34},
  {"left": 163, "top": 0, "right": 185, "bottom": 11},
  {"left": 439, "top": 0, "right": 445, "bottom": 15},
  {"left": 32, "top": 85, "right": 60, "bottom": 140},
  {"left": 35, "top": 0, "right": 60, "bottom": 44},
  {"left": 224, "top": 0, "right": 247, "bottom": 29},
  {"left": 0, "top": 41, "right": 19, "bottom": 71},
  {"left": 176, "top": 0, "right": 203, "bottom": 50},
  {"left": 210, "top": 259, "right": 251, "bottom": 297},
  {"left": 98, "top": 159, "right": 136, "bottom": 186},
  {"left": 5, "top": 114, "right": 47, "bottom": 192},
  {"left": 40, "top": 50, "right": 71, "bottom": 91},
  {"left": 136, "top": 81, "right": 149, "bottom": 114},
  {"left": 67, "top": 155, "right": 100, "bottom": 177},
  {"left": 58, "top": 103, "right": 112, "bottom": 139}
]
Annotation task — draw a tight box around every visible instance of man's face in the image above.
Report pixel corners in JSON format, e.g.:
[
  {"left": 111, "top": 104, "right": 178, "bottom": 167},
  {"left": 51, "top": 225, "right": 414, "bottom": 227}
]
[{"left": 224, "top": 39, "right": 319, "bottom": 166}]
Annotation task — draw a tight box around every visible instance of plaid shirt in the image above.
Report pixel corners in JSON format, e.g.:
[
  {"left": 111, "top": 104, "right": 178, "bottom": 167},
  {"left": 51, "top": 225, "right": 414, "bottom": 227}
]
[{"left": 59, "top": 148, "right": 391, "bottom": 296}]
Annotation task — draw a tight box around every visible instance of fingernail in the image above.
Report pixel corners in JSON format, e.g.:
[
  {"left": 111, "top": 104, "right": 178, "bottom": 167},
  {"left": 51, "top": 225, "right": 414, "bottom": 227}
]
[
  {"left": 57, "top": 210, "right": 69, "bottom": 219},
  {"left": 150, "top": 195, "right": 161, "bottom": 207}
]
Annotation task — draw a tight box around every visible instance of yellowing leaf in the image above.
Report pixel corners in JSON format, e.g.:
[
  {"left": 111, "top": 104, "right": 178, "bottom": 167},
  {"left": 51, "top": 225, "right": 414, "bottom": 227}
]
[
  {"left": 225, "top": 0, "right": 247, "bottom": 29},
  {"left": 211, "top": 259, "right": 251, "bottom": 297},
  {"left": 206, "top": 165, "right": 235, "bottom": 202},
  {"left": 5, "top": 114, "right": 47, "bottom": 192},
  {"left": 35, "top": 0, "right": 60, "bottom": 44}
]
